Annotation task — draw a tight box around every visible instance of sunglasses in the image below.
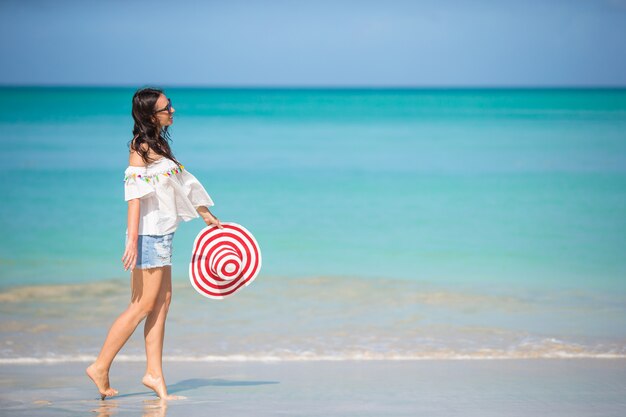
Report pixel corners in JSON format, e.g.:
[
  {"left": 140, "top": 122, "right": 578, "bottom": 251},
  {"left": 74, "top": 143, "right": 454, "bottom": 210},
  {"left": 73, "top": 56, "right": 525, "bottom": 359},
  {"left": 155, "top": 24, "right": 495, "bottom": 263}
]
[{"left": 153, "top": 98, "right": 172, "bottom": 114}]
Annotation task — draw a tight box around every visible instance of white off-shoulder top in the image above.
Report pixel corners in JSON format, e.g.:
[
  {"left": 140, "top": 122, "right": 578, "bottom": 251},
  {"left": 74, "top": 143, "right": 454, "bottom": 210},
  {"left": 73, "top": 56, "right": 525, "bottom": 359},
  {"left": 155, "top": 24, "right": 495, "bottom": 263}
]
[{"left": 123, "top": 157, "right": 214, "bottom": 236}]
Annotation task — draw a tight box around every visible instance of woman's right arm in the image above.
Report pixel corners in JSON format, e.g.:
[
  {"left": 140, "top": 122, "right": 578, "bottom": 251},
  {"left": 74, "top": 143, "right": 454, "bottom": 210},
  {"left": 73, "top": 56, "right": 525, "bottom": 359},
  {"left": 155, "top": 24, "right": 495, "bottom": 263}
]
[
  {"left": 127, "top": 199, "right": 140, "bottom": 242},
  {"left": 123, "top": 143, "right": 149, "bottom": 270},
  {"left": 122, "top": 199, "right": 141, "bottom": 271}
]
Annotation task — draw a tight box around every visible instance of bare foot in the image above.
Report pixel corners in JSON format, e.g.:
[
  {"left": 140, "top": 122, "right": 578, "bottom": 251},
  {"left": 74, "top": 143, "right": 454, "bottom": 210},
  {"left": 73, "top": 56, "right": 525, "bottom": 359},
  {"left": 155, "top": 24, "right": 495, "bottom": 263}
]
[
  {"left": 86, "top": 363, "right": 118, "bottom": 400},
  {"left": 142, "top": 373, "right": 186, "bottom": 400}
]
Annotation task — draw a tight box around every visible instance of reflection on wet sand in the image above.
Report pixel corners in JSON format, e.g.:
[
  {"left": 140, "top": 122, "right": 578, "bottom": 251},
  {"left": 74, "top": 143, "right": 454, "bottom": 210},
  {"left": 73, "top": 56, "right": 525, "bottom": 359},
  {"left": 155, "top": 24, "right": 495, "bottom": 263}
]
[
  {"left": 90, "top": 398, "right": 168, "bottom": 417},
  {"left": 90, "top": 400, "right": 119, "bottom": 417},
  {"left": 142, "top": 398, "right": 168, "bottom": 417}
]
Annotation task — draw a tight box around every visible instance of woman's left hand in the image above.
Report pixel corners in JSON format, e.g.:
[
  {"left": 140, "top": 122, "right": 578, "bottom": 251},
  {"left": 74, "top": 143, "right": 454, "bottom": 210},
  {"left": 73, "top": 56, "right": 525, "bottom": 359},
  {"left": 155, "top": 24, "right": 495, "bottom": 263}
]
[{"left": 202, "top": 213, "right": 224, "bottom": 229}]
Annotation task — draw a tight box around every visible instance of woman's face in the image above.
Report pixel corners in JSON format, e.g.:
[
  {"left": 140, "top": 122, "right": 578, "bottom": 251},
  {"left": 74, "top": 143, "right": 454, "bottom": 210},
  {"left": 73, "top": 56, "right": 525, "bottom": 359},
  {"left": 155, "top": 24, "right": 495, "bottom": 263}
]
[{"left": 153, "top": 94, "right": 175, "bottom": 127}]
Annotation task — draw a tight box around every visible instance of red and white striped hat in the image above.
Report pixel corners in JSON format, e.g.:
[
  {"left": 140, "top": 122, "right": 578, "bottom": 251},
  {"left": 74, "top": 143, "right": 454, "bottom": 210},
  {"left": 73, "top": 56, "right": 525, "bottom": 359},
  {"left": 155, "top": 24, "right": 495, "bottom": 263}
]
[{"left": 189, "top": 222, "right": 262, "bottom": 299}]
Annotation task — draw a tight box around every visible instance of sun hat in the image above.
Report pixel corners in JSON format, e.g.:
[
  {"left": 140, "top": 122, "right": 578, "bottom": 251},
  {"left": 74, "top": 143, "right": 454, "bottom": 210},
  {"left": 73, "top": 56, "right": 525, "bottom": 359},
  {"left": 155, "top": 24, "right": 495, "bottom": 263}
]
[{"left": 189, "top": 222, "right": 261, "bottom": 299}]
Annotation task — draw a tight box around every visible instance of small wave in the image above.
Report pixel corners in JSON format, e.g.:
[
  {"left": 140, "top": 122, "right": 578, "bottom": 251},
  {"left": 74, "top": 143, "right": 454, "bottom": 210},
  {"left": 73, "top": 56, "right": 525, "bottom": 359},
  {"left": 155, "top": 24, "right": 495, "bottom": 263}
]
[
  {"left": 0, "top": 279, "right": 126, "bottom": 303},
  {"left": 2, "top": 346, "right": 625, "bottom": 365}
]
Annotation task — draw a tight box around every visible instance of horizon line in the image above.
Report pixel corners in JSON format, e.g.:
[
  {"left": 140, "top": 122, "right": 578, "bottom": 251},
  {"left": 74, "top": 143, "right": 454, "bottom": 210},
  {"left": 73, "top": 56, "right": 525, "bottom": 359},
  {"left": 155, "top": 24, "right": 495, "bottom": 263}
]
[{"left": 1, "top": 83, "right": 626, "bottom": 90}]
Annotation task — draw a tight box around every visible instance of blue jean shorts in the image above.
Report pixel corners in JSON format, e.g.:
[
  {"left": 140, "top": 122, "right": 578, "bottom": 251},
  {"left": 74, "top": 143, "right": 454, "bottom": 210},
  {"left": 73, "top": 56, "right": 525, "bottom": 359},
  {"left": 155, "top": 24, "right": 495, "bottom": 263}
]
[{"left": 125, "top": 233, "right": 175, "bottom": 269}]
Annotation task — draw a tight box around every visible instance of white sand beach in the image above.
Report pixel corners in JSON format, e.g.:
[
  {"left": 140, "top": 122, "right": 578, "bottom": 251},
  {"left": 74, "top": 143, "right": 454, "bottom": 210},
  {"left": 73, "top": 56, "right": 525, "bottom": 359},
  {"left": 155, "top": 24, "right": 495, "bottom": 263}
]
[{"left": 1, "top": 359, "right": 625, "bottom": 416}]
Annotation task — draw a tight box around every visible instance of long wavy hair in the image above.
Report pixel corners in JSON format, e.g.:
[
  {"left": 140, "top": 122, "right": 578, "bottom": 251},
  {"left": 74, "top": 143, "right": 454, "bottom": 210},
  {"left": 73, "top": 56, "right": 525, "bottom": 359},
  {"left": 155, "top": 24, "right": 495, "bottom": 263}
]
[{"left": 128, "top": 87, "right": 181, "bottom": 166}]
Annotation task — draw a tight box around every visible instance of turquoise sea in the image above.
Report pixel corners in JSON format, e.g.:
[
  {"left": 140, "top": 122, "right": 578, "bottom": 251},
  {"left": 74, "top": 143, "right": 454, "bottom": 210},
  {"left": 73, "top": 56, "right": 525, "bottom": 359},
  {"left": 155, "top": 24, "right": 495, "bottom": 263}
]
[{"left": 0, "top": 87, "right": 625, "bottom": 362}]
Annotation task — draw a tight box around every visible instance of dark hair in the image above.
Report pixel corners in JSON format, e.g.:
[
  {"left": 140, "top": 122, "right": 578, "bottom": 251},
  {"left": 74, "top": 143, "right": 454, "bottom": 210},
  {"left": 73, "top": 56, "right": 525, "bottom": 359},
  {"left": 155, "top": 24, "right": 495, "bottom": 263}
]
[{"left": 128, "top": 87, "right": 181, "bottom": 166}]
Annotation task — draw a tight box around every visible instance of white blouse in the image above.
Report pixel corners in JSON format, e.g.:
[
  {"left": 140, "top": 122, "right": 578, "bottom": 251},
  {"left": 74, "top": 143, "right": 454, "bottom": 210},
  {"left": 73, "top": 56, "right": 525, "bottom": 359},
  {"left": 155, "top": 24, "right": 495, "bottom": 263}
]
[{"left": 123, "top": 157, "right": 214, "bottom": 236}]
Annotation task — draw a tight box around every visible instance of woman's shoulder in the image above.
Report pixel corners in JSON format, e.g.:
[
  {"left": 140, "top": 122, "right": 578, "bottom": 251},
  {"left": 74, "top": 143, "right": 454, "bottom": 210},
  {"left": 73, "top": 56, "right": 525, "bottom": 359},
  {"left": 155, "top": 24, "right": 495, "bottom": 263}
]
[
  {"left": 128, "top": 151, "right": 146, "bottom": 168},
  {"left": 128, "top": 143, "right": 164, "bottom": 168}
]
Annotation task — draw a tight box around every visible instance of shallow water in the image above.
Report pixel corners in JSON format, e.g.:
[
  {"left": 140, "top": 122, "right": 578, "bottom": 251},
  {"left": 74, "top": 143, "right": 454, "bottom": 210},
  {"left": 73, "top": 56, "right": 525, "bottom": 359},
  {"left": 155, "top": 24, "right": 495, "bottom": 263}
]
[
  {"left": 0, "top": 275, "right": 624, "bottom": 362},
  {"left": 0, "top": 87, "right": 625, "bottom": 361}
]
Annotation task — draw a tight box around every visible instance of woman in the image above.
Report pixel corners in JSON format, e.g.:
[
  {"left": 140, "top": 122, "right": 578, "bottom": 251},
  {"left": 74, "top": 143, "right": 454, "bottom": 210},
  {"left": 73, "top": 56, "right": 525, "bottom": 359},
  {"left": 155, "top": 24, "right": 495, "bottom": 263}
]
[{"left": 86, "top": 87, "right": 222, "bottom": 400}]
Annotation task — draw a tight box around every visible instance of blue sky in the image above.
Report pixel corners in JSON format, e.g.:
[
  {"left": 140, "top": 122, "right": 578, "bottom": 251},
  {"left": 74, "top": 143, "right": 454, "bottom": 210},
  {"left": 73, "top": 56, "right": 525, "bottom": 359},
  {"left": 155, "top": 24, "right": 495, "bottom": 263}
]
[{"left": 1, "top": 0, "right": 625, "bottom": 87}]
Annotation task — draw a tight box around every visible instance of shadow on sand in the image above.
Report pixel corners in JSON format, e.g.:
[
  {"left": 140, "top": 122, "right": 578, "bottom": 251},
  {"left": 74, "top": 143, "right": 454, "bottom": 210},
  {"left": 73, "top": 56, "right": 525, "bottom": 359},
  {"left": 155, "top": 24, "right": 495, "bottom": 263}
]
[
  {"left": 168, "top": 378, "right": 279, "bottom": 394},
  {"left": 110, "top": 377, "right": 279, "bottom": 399}
]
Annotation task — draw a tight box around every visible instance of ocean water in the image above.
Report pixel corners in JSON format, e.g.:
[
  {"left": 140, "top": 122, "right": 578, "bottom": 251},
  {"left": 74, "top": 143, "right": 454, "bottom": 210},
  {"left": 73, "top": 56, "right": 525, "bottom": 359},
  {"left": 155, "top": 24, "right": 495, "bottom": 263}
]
[{"left": 0, "top": 87, "right": 625, "bottom": 362}]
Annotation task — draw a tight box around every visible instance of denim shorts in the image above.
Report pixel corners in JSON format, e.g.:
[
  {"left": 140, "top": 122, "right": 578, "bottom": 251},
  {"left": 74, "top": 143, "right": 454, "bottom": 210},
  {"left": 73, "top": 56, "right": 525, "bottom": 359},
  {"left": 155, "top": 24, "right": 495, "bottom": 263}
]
[{"left": 125, "top": 233, "right": 175, "bottom": 269}]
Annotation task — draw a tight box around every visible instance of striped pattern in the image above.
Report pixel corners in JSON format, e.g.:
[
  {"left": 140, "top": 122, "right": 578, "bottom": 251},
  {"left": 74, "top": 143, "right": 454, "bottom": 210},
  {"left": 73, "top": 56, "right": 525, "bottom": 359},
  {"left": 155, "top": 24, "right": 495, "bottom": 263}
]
[{"left": 189, "top": 222, "right": 262, "bottom": 300}]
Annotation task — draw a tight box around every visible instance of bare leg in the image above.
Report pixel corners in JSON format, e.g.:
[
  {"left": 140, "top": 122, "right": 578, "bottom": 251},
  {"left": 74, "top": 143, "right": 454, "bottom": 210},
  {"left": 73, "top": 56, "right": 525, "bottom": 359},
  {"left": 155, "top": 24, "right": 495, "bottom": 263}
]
[
  {"left": 141, "top": 266, "right": 185, "bottom": 400},
  {"left": 142, "top": 265, "right": 171, "bottom": 397},
  {"left": 86, "top": 267, "right": 163, "bottom": 399}
]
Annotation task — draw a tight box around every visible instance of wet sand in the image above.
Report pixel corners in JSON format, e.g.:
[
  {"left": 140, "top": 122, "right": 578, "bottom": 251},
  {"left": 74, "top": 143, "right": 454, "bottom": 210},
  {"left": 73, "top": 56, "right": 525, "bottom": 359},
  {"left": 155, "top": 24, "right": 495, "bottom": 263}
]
[{"left": 1, "top": 359, "right": 625, "bottom": 416}]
